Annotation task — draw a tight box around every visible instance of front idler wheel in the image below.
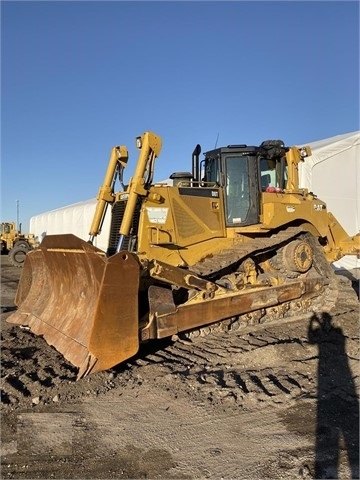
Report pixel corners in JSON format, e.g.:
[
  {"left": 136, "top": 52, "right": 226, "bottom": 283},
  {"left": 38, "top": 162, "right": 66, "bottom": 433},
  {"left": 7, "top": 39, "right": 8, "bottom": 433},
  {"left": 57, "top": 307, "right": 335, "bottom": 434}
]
[{"left": 282, "top": 239, "right": 313, "bottom": 273}]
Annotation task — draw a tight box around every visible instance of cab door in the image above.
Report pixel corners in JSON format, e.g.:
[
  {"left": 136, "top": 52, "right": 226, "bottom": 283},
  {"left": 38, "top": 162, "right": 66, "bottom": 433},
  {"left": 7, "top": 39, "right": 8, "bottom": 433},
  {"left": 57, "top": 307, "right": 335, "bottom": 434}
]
[{"left": 224, "top": 155, "right": 259, "bottom": 226}]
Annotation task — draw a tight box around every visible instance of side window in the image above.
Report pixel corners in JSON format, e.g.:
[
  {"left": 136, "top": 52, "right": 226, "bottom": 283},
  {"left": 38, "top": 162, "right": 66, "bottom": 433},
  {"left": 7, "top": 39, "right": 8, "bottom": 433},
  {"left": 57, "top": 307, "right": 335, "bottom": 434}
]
[
  {"left": 202, "top": 158, "right": 220, "bottom": 185},
  {"left": 260, "top": 157, "right": 287, "bottom": 191}
]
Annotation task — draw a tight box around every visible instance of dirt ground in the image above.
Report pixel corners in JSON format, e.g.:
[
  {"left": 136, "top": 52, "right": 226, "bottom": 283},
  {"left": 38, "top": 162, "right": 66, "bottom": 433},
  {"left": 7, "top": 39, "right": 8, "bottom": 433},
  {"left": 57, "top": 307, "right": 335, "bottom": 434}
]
[{"left": 1, "top": 254, "right": 359, "bottom": 479}]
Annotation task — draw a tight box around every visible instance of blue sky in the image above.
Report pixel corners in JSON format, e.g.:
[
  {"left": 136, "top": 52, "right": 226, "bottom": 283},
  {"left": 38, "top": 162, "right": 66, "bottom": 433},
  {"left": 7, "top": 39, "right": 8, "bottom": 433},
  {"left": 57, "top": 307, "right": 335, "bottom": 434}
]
[{"left": 1, "top": 1, "right": 359, "bottom": 231}]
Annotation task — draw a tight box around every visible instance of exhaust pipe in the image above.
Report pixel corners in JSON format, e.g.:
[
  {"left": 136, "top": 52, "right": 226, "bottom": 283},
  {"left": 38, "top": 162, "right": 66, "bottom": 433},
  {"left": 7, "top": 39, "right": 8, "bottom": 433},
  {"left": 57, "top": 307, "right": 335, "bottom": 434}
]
[{"left": 192, "top": 144, "right": 201, "bottom": 182}]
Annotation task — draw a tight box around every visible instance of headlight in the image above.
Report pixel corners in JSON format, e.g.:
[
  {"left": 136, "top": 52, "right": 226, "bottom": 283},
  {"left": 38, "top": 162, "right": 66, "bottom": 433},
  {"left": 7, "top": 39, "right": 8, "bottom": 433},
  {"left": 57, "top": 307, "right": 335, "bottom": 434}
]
[{"left": 136, "top": 136, "right": 142, "bottom": 149}]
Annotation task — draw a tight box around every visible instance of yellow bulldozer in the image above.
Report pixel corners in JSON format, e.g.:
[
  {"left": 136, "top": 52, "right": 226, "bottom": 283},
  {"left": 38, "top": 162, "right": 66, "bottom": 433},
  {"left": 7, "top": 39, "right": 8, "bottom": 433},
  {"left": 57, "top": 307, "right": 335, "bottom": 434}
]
[
  {"left": 7, "top": 132, "right": 360, "bottom": 379},
  {"left": 1, "top": 221, "right": 38, "bottom": 267}
]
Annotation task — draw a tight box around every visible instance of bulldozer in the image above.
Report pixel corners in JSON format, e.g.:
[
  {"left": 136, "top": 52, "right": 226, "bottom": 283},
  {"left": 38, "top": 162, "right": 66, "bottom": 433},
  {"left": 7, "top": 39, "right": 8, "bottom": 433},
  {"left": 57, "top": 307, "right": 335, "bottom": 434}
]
[
  {"left": 1, "top": 221, "right": 38, "bottom": 267},
  {"left": 7, "top": 131, "right": 360, "bottom": 379}
]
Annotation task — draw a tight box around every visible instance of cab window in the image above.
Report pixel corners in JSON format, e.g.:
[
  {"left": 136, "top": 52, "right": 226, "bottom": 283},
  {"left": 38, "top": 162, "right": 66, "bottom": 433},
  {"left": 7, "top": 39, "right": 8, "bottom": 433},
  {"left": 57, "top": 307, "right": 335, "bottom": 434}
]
[
  {"left": 202, "top": 157, "right": 220, "bottom": 185},
  {"left": 260, "top": 157, "right": 287, "bottom": 191}
]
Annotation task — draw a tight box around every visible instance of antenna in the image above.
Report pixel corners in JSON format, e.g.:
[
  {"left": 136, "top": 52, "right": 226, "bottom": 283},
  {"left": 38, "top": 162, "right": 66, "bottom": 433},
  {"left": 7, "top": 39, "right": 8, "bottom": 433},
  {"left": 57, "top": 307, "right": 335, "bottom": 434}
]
[{"left": 214, "top": 132, "right": 219, "bottom": 149}]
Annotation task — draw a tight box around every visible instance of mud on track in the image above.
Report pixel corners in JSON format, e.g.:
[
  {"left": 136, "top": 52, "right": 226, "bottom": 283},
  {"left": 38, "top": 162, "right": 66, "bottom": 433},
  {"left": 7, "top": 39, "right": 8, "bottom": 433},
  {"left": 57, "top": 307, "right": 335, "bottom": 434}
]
[{"left": 1, "top": 254, "right": 359, "bottom": 479}]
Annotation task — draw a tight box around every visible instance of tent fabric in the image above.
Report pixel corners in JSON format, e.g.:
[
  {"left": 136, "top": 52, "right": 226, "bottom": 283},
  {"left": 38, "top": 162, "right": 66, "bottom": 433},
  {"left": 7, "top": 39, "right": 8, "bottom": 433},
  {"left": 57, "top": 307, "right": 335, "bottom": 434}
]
[
  {"left": 30, "top": 132, "right": 359, "bottom": 269},
  {"left": 299, "top": 131, "right": 360, "bottom": 270},
  {"left": 30, "top": 198, "right": 112, "bottom": 252},
  {"left": 299, "top": 131, "right": 360, "bottom": 236}
]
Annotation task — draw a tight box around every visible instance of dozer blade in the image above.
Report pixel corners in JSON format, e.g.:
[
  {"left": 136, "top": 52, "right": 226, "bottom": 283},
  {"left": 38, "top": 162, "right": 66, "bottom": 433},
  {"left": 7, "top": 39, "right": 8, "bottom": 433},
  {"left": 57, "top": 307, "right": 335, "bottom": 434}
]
[{"left": 7, "top": 234, "right": 140, "bottom": 379}]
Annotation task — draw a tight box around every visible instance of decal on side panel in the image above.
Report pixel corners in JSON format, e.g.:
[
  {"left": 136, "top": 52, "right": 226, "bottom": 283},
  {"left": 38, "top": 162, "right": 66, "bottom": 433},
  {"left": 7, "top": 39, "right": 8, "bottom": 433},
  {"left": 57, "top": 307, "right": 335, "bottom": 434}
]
[{"left": 146, "top": 207, "right": 169, "bottom": 224}]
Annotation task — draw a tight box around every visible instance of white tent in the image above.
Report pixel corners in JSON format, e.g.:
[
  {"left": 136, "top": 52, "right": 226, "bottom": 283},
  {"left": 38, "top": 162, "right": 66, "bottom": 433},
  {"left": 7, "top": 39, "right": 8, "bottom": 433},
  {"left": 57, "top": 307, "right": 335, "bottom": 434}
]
[
  {"left": 30, "top": 198, "right": 112, "bottom": 252},
  {"left": 299, "top": 131, "right": 360, "bottom": 270},
  {"left": 29, "top": 180, "right": 172, "bottom": 252},
  {"left": 299, "top": 131, "right": 359, "bottom": 236}
]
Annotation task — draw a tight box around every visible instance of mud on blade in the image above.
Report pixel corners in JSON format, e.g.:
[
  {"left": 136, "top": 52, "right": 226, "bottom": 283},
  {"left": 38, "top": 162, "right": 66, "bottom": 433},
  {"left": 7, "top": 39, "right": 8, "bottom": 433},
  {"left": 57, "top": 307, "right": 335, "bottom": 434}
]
[{"left": 7, "top": 234, "right": 140, "bottom": 378}]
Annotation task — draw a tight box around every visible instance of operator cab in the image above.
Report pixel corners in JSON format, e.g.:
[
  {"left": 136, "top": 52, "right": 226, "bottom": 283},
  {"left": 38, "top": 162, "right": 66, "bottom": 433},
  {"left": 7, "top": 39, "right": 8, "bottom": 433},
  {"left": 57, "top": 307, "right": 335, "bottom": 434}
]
[
  {"left": 199, "top": 140, "right": 288, "bottom": 227},
  {"left": 201, "top": 144, "right": 259, "bottom": 227}
]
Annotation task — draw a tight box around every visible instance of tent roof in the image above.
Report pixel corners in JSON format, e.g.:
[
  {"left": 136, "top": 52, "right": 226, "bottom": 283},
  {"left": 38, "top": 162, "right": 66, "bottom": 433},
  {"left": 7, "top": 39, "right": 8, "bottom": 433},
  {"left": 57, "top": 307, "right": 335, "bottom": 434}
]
[{"left": 300, "top": 131, "right": 360, "bottom": 166}]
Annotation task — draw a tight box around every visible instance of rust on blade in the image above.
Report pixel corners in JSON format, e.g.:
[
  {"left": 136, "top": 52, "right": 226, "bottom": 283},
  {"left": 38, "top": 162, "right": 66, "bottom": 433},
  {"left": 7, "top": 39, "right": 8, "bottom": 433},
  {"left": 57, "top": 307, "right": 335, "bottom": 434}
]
[{"left": 7, "top": 234, "right": 140, "bottom": 378}]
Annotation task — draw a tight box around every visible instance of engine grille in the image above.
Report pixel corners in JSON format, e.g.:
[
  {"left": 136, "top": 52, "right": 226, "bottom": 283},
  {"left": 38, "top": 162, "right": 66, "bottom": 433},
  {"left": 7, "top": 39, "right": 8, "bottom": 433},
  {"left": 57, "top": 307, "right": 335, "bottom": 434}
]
[{"left": 107, "top": 200, "right": 141, "bottom": 256}]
